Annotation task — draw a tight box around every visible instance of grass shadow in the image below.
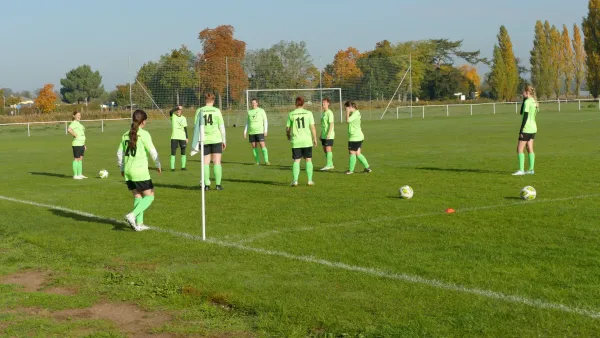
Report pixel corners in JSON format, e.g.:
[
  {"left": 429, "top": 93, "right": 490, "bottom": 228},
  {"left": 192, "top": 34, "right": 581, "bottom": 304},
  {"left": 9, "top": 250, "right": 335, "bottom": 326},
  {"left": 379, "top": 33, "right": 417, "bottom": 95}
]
[
  {"left": 154, "top": 183, "right": 198, "bottom": 191},
  {"left": 49, "top": 209, "right": 129, "bottom": 231},
  {"left": 222, "top": 161, "right": 261, "bottom": 166},
  {"left": 29, "top": 172, "right": 72, "bottom": 179},
  {"left": 503, "top": 196, "right": 522, "bottom": 200},
  {"left": 222, "top": 178, "right": 287, "bottom": 186},
  {"left": 416, "top": 167, "right": 506, "bottom": 174}
]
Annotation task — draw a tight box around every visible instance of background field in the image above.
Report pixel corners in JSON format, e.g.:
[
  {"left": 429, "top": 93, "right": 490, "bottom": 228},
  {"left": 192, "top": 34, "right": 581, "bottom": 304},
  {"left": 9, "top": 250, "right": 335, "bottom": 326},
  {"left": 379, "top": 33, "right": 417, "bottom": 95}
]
[{"left": 0, "top": 108, "right": 599, "bottom": 337}]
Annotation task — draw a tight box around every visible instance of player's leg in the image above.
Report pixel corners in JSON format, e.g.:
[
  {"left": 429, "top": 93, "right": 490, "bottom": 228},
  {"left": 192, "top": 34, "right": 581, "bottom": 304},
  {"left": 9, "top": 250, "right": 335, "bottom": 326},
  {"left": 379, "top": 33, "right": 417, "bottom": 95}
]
[
  {"left": 170, "top": 139, "right": 178, "bottom": 171},
  {"left": 124, "top": 185, "right": 142, "bottom": 230},
  {"left": 179, "top": 140, "right": 187, "bottom": 170},
  {"left": 291, "top": 148, "right": 301, "bottom": 186},
  {"left": 346, "top": 142, "right": 358, "bottom": 174},
  {"left": 356, "top": 144, "right": 371, "bottom": 173},
  {"left": 305, "top": 148, "right": 314, "bottom": 186},
  {"left": 513, "top": 138, "right": 527, "bottom": 175},
  {"left": 526, "top": 138, "right": 535, "bottom": 174},
  {"left": 78, "top": 146, "right": 86, "bottom": 178},
  {"left": 128, "top": 183, "right": 155, "bottom": 231},
  {"left": 259, "top": 137, "right": 269, "bottom": 165},
  {"left": 203, "top": 145, "right": 212, "bottom": 190},
  {"left": 212, "top": 144, "right": 224, "bottom": 190}
]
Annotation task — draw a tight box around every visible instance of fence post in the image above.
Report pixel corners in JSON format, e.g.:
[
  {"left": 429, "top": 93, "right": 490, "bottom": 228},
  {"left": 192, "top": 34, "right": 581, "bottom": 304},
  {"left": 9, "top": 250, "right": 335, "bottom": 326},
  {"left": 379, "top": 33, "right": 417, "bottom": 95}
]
[
  {"left": 27, "top": 123, "right": 30, "bottom": 137},
  {"left": 470, "top": 104, "right": 473, "bottom": 116},
  {"left": 101, "top": 119, "right": 104, "bottom": 132},
  {"left": 493, "top": 103, "right": 496, "bottom": 114},
  {"left": 578, "top": 100, "right": 581, "bottom": 111},
  {"left": 558, "top": 99, "right": 561, "bottom": 112},
  {"left": 446, "top": 105, "right": 449, "bottom": 117},
  {"left": 65, "top": 121, "right": 68, "bottom": 135},
  {"left": 515, "top": 102, "right": 518, "bottom": 114},
  {"left": 396, "top": 107, "right": 399, "bottom": 120},
  {"left": 422, "top": 106, "right": 425, "bottom": 119}
]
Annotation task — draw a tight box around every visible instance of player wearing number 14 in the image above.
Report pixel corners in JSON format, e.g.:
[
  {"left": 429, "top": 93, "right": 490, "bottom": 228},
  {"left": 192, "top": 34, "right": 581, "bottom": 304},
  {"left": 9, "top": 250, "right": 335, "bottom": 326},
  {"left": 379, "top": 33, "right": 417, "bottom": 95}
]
[{"left": 286, "top": 96, "right": 317, "bottom": 187}]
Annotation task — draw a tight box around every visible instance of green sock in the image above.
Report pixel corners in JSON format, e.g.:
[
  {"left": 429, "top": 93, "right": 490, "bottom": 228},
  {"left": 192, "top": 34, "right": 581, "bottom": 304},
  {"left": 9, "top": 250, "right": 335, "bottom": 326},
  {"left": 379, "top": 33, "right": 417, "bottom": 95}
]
[
  {"left": 181, "top": 155, "right": 186, "bottom": 169},
  {"left": 132, "top": 196, "right": 154, "bottom": 218},
  {"left": 292, "top": 162, "right": 300, "bottom": 181},
  {"left": 349, "top": 155, "right": 357, "bottom": 172},
  {"left": 306, "top": 161, "right": 313, "bottom": 181},
  {"left": 72, "top": 161, "right": 77, "bottom": 177},
  {"left": 170, "top": 155, "right": 175, "bottom": 170},
  {"left": 214, "top": 164, "right": 223, "bottom": 185},
  {"left": 326, "top": 152, "right": 333, "bottom": 167},
  {"left": 203, "top": 165, "right": 211, "bottom": 186},
  {"left": 134, "top": 197, "right": 143, "bottom": 224},
  {"left": 252, "top": 148, "right": 260, "bottom": 163},
  {"left": 77, "top": 161, "right": 83, "bottom": 176},
  {"left": 357, "top": 154, "right": 369, "bottom": 169},
  {"left": 528, "top": 153, "right": 535, "bottom": 171},
  {"left": 518, "top": 153, "right": 525, "bottom": 171},
  {"left": 262, "top": 148, "right": 269, "bottom": 163}
]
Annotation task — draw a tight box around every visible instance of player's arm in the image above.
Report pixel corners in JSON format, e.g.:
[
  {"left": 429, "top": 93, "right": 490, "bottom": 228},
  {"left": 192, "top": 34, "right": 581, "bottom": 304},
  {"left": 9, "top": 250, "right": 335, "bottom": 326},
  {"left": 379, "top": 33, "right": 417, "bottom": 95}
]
[
  {"left": 310, "top": 122, "right": 317, "bottom": 147},
  {"left": 263, "top": 111, "right": 268, "bottom": 137},
  {"left": 285, "top": 115, "right": 292, "bottom": 141},
  {"left": 218, "top": 114, "right": 227, "bottom": 150},
  {"left": 67, "top": 125, "right": 77, "bottom": 138},
  {"left": 347, "top": 111, "right": 357, "bottom": 123},
  {"left": 243, "top": 114, "right": 248, "bottom": 138},
  {"left": 327, "top": 113, "right": 334, "bottom": 139},
  {"left": 116, "top": 143, "right": 124, "bottom": 174},
  {"left": 142, "top": 133, "right": 162, "bottom": 174},
  {"left": 169, "top": 107, "right": 178, "bottom": 117}
]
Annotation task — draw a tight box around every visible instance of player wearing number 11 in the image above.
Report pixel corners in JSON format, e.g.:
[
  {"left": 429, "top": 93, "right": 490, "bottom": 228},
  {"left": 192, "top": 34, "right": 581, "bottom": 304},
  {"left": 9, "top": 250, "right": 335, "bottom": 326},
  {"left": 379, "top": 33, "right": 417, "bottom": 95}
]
[{"left": 286, "top": 96, "right": 317, "bottom": 187}]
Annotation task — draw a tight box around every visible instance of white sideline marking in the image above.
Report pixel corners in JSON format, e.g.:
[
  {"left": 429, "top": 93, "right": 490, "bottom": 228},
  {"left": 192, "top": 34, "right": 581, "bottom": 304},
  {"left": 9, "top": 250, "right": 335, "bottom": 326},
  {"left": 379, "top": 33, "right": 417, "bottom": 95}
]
[
  {"left": 1, "top": 194, "right": 600, "bottom": 319},
  {"left": 233, "top": 194, "right": 600, "bottom": 244}
]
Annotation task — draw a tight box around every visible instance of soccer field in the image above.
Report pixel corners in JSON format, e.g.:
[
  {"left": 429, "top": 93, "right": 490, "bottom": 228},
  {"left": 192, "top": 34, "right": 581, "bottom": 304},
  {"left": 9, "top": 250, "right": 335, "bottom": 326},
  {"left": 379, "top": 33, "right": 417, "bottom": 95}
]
[{"left": 1, "top": 109, "right": 599, "bottom": 336}]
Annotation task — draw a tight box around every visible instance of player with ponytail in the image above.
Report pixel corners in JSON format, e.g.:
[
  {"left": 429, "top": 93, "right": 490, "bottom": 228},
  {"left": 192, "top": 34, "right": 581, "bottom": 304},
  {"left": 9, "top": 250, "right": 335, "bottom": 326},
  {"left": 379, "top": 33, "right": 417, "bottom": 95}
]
[
  {"left": 512, "top": 84, "right": 538, "bottom": 176},
  {"left": 117, "top": 110, "right": 162, "bottom": 231}
]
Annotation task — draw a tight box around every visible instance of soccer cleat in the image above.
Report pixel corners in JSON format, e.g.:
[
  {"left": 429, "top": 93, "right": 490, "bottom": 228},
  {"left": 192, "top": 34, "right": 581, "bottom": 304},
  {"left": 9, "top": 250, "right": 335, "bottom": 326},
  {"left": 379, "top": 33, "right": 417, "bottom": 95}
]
[
  {"left": 254, "top": 162, "right": 260, "bottom": 165},
  {"left": 73, "top": 176, "right": 83, "bottom": 180},
  {"left": 216, "top": 185, "right": 224, "bottom": 191},
  {"left": 363, "top": 168, "right": 372, "bottom": 173},
  {"left": 171, "top": 169, "right": 175, "bottom": 172},
  {"left": 181, "top": 168, "right": 187, "bottom": 171},
  {"left": 79, "top": 175, "right": 88, "bottom": 179},
  {"left": 136, "top": 224, "right": 150, "bottom": 231},
  {"left": 344, "top": 171, "right": 354, "bottom": 175},
  {"left": 307, "top": 181, "right": 315, "bottom": 186},
  {"left": 124, "top": 213, "right": 137, "bottom": 231},
  {"left": 320, "top": 166, "right": 332, "bottom": 171},
  {"left": 290, "top": 181, "right": 298, "bottom": 187},
  {"left": 203, "top": 185, "right": 211, "bottom": 191},
  {"left": 526, "top": 170, "right": 535, "bottom": 175},
  {"left": 512, "top": 170, "right": 525, "bottom": 176},
  {"left": 265, "top": 162, "right": 271, "bottom": 166}
]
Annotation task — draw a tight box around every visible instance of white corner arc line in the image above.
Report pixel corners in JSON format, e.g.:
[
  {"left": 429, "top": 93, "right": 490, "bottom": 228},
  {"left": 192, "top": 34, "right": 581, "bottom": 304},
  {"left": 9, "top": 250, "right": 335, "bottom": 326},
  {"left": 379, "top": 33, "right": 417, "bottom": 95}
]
[{"left": 1, "top": 194, "right": 599, "bottom": 319}]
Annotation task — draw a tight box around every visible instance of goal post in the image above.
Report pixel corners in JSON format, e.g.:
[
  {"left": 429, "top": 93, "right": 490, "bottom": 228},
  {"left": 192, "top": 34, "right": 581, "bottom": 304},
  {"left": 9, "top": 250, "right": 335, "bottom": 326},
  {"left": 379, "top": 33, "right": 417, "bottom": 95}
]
[{"left": 245, "top": 88, "right": 343, "bottom": 125}]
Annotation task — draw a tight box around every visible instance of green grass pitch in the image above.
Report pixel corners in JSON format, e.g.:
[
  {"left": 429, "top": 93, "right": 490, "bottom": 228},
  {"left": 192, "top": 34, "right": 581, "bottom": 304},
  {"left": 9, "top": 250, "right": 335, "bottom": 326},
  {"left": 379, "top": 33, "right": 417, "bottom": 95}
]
[{"left": 0, "top": 107, "right": 599, "bottom": 336}]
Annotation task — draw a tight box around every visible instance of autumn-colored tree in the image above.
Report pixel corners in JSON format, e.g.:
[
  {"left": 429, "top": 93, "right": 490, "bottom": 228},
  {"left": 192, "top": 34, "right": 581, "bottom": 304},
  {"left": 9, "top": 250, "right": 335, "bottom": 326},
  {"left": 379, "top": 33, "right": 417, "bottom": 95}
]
[
  {"left": 572, "top": 24, "right": 586, "bottom": 97},
  {"left": 497, "top": 26, "right": 519, "bottom": 100},
  {"left": 490, "top": 45, "right": 507, "bottom": 100},
  {"left": 583, "top": 0, "right": 600, "bottom": 98},
  {"left": 323, "top": 47, "right": 363, "bottom": 89},
  {"left": 549, "top": 25, "right": 563, "bottom": 98},
  {"left": 561, "top": 25, "right": 575, "bottom": 96},
  {"left": 459, "top": 65, "right": 481, "bottom": 90},
  {"left": 34, "top": 84, "right": 57, "bottom": 113},
  {"left": 197, "top": 25, "right": 248, "bottom": 107},
  {"left": 530, "top": 21, "right": 552, "bottom": 98}
]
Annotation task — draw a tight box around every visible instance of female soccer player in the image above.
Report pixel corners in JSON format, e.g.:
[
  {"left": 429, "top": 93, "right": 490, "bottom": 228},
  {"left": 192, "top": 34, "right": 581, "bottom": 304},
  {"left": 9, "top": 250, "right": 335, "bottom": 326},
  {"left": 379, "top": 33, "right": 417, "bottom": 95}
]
[
  {"left": 67, "top": 111, "right": 87, "bottom": 179},
  {"left": 286, "top": 96, "right": 317, "bottom": 187},
  {"left": 244, "top": 98, "right": 270, "bottom": 165},
  {"left": 191, "top": 93, "right": 227, "bottom": 191},
  {"left": 344, "top": 101, "right": 372, "bottom": 175},
  {"left": 319, "top": 97, "right": 335, "bottom": 170},
  {"left": 117, "top": 110, "right": 162, "bottom": 231},
  {"left": 512, "top": 84, "right": 538, "bottom": 176},
  {"left": 169, "top": 105, "right": 188, "bottom": 171}
]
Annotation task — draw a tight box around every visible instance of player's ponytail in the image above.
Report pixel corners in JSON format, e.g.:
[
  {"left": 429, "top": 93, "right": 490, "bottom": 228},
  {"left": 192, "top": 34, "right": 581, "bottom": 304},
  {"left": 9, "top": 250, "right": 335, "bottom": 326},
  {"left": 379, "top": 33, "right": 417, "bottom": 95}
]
[
  {"left": 524, "top": 84, "right": 539, "bottom": 110},
  {"left": 129, "top": 110, "right": 147, "bottom": 151}
]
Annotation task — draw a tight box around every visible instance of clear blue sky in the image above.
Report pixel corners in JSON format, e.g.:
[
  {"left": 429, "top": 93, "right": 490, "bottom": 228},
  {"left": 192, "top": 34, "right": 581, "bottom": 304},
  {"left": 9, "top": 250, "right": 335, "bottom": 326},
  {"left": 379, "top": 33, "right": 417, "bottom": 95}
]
[{"left": 0, "top": 0, "right": 588, "bottom": 92}]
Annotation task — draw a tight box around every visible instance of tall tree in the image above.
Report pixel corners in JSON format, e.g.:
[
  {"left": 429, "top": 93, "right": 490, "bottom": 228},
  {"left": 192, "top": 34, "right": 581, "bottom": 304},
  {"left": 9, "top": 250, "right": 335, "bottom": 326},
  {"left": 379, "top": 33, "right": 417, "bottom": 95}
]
[
  {"left": 34, "top": 84, "right": 57, "bottom": 113},
  {"left": 459, "top": 65, "right": 481, "bottom": 90},
  {"left": 271, "top": 40, "right": 318, "bottom": 88},
  {"left": 549, "top": 25, "right": 563, "bottom": 98},
  {"left": 583, "top": 0, "right": 600, "bottom": 98},
  {"left": 572, "top": 24, "right": 586, "bottom": 97},
  {"left": 490, "top": 45, "right": 507, "bottom": 100},
  {"left": 60, "top": 65, "right": 104, "bottom": 104},
  {"left": 156, "top": 45, "right": 198, "bottom": 106},
  {"left": 498, "top": 26, "right": 519, "bottom": 100},
  {"left": 561, "top": 25, "right": 575, "bottom": 96},
  {"left": 323, "top": 47, "right": 363, "bottom": 90},
  {"left": 530, "top": 21, "right": 552, "bottom": 98},
  {"left": 197, "top": 25, "right": 248, "bottom": 107}
]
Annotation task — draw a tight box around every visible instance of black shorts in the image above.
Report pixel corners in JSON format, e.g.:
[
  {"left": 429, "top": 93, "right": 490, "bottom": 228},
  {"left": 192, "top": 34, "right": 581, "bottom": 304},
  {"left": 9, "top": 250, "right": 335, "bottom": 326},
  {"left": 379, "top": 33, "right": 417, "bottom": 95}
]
[
  {"left": 248, "top": 134, "right": 265, "bottom": 143},
  {"left": 348, "top": 141, "right": 363, "bottom": 151},
  {"left": 519, "top": 133, "right": 536, "bottom": 141},
  {"left": 321, "top": 138, "right": 334, "bottom": 147},
  {"left": 72, "top": 146, "right": 85, "bottom": 158},
  {"left": 204, "top": 143, "right": 223, "bottom": 155},
  {"left": 171, "top": 139, "right": 187, "bottom": 155},
  {"left": 292, "top": 147, "right": 313, "bottom": 160},
  {"left": 126, "top": 180, "right": 154, "bottom": 192}
]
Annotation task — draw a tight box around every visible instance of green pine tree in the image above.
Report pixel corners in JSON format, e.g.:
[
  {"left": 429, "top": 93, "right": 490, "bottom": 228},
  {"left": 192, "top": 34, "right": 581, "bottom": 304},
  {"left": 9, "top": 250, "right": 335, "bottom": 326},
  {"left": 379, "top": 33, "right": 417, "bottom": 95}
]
[
  {"left": 498, "top": 26, "right": 519, "bottom": 101},
  {"left": 490, "top": 45, "right": 507, "bottom": 100},
  {"left": 583, "top": 0, "right": 600, "bottom": 98}
]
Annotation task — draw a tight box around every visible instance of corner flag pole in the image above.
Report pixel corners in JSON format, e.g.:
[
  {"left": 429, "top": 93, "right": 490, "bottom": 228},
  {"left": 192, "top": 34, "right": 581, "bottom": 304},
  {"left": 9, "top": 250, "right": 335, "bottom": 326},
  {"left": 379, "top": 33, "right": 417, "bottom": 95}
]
[{"left": 200, "top": 122, "right": 206, "bottom": 241}]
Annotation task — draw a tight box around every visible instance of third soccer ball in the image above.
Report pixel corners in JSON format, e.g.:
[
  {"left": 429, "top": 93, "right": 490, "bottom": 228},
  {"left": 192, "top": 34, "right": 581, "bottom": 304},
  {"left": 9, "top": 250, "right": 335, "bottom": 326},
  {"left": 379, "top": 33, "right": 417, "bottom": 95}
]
[
  {"left": 399, "top": 185, "right": 414, "bottom": 199},
  {"left": 99, "top": 169, "right": 109, "bottom": 179},
  {"left": 520, "top": 186, "right": 536, "bottom": 200}
]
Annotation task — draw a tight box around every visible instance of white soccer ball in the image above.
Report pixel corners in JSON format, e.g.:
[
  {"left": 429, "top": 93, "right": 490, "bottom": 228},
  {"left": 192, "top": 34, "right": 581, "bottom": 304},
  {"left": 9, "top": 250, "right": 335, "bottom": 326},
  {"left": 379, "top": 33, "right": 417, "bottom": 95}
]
[
  {"left": 399, "top": 185, "right": 414, "bottom": 199},
  {"left": 99, "top": 169, "right": 109, "bottom": 179},
  {"left": 520, "top": 186, "right": 536, "bottom": 201}
]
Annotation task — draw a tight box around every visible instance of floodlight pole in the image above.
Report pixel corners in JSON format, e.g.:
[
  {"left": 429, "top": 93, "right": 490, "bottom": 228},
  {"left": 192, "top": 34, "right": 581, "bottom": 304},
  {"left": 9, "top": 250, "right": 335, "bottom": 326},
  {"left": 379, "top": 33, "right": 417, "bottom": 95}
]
[{"left": 409, "top": 54, "right": 413, "bottom": 112}]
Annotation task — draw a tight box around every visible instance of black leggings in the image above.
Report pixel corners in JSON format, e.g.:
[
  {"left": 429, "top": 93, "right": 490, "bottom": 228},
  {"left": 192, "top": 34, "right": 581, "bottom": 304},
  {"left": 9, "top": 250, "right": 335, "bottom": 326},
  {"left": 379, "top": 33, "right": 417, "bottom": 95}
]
[{"left": 171, "top": 139, "right": 187, "bottom": 155}]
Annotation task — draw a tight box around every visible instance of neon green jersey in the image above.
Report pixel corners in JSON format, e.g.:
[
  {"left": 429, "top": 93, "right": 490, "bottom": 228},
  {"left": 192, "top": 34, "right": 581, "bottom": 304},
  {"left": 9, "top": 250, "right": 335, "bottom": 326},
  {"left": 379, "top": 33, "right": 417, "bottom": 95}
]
[
  {"left": 286, "top": 108, "right": 315, "bottom": 148},
  {"left": 195, "top": 106, "right": 224, "bottom": 144},
  {"left": 320, "top": 109, "right": 335, "bottom": 139},
  {"left": 247, "top": 108, "right": 267, "bottom": 135},
  {"left": 521, "top": 98, "right": 538, "bottom": 134},
  {"left": 171, "top": 114, "right": 187, "bottom": 140},
  {"left": 118, "top": 128, "right": 156, "bottom": 182},
  {"left": 69, "top": 121, "right": 86, "bottom": 146},
  {"left": 347, "top": 110, "right": 364, "bottom": 141}
]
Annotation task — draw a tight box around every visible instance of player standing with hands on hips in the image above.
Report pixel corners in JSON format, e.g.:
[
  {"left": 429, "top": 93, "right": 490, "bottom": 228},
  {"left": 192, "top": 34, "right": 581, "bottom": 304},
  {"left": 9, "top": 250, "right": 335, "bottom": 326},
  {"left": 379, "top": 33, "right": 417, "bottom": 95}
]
[
  {"left": 286, "top": 96, "right": 317, "bottom": 187},
  {"left": 345, "top": 101, "right": 372, "bottom": 175},
  {"left": 117, "top": 110, "right": 162, "bottom": 232},
  {"left": 68, "top": 111, "right": 87, "bottom": 179},
  {"left": 169, "top": 105, "right": 188, "bottom": 172}
]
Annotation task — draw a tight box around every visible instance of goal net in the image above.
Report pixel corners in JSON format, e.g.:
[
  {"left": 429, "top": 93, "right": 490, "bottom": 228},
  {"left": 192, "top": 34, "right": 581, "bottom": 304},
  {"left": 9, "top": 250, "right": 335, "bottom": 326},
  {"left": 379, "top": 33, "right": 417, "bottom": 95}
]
[{"left": 244, "top": 88, "right": 343, "bottom": 127}]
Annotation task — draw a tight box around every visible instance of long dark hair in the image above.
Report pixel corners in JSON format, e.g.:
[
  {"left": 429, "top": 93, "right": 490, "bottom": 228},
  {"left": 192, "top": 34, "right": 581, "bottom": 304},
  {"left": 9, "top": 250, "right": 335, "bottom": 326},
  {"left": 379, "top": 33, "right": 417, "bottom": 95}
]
[
  {"left": 344, "top": 101, "right": 357, "bottom": 109},
  {"left": 129, "top": 110, "right": 147, "bottom": 151}
]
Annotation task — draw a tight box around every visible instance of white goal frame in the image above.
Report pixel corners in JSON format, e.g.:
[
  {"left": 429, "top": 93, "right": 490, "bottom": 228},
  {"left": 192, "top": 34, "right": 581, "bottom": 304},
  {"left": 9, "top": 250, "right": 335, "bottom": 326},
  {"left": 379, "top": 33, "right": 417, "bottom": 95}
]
[{"left": 245, "top": 88, "right": 343, "bottom": 122}]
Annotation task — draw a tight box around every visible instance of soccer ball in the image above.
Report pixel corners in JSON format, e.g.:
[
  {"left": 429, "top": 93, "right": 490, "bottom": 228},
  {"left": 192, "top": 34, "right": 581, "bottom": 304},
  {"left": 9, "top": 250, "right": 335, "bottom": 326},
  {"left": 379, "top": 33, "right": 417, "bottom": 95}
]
[
  {"left": 99, "top": 169, "right": 109, "bottom": 179},
  {"left": 399, "top": 185, "right": 414, "bottom": 199},
  {"left": 520, "top": 186, "right": 536, "bottom": 201}
]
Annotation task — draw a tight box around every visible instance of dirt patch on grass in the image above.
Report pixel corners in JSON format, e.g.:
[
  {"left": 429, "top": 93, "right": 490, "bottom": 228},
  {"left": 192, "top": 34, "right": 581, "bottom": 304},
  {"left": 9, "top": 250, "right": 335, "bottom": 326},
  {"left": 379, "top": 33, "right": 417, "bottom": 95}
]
[
  {"left": 52, "top": 302, "right": 171, "bottom": 337},
  {"left": 0, "top": 270, "right": 49, "bottom": 292},
  {"left": 44, "top": 286, "right": 78, "bottom": 296}
]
